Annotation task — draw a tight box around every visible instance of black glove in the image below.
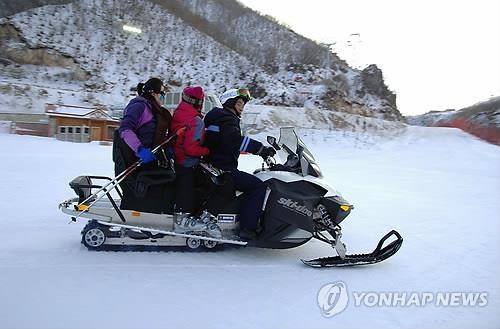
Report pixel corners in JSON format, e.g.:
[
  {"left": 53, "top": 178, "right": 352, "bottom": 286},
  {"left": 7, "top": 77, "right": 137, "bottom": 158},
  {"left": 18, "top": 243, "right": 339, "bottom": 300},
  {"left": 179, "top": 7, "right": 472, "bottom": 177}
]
[{"left": 258, "top": 146, "right": 276, "bottom": 159}]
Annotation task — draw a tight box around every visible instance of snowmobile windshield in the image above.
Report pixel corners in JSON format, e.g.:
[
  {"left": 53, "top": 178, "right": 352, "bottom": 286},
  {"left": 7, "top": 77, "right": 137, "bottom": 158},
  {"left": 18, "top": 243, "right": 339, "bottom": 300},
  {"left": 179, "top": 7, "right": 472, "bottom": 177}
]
[{"left": 276, "top": 127, "right": 322, "bottom": 178}]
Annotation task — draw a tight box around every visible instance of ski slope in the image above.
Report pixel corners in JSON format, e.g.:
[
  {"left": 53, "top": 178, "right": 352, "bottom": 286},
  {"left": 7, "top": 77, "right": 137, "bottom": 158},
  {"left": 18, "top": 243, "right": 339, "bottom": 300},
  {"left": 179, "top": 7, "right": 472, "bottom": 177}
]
[{"left": 0, "top": 126, "right": 499, "bottom": 329}]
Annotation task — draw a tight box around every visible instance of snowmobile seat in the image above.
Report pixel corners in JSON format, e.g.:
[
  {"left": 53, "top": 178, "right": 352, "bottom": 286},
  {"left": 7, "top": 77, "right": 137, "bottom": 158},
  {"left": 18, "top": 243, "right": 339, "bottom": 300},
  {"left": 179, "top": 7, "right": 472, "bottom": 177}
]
[
  {"left": 196, "top": 168, "right": 240, "bottom": 215},
  {"left": 69, "top": 176, "right": 96, "bottom": 204},
  {"left": 134, "top": 168, "right": 176, "bottom": 198},
  {"left": 118, "top": 167, "right": 176, "bottom": 214}
]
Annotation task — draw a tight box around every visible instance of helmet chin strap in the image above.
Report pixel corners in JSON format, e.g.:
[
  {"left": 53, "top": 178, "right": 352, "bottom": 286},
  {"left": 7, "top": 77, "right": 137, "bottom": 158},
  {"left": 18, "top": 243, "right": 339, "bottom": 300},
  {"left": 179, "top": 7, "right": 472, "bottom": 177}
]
[{"left": 225, "top": 105, "right": 241, "bottom": 118}]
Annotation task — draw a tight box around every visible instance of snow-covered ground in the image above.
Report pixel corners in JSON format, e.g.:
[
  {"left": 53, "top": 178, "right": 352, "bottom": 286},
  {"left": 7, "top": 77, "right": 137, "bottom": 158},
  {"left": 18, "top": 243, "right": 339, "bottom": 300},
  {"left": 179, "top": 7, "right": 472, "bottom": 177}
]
[{"left": 0, "top": 126, "right": 499, "bottom": 329}]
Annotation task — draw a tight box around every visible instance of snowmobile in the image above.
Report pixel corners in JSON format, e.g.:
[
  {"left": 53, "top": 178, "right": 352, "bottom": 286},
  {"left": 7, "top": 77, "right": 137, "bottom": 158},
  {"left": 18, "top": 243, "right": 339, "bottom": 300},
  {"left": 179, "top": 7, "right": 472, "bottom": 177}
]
[{"left": 58, "top": 127, "right": 403, "bottom": 267}]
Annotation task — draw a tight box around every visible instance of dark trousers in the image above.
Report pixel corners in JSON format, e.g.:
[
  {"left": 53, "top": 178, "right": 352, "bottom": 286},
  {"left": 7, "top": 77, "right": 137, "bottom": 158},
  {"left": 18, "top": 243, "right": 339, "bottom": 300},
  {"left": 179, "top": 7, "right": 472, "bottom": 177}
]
[
  {"left": 229, "top": 169, "right": 266, "bottom": 231},
  {"left": 174, "top": 165, "right": 196, "bottom": 214}
]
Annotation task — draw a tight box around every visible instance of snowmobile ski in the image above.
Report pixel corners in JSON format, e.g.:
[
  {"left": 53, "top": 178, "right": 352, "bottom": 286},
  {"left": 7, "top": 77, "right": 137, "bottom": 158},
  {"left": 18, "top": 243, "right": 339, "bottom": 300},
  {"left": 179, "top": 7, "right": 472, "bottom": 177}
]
[{"left": 301, "top": 230, "right": 403, "bottom": 268}]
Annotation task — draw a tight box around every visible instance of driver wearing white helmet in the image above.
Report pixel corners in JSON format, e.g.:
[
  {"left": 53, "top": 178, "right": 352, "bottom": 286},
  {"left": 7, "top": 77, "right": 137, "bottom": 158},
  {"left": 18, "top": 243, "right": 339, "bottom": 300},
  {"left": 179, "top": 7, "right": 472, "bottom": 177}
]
[{"left": 204, "top": 87, "right": 276, "bottom": 239}]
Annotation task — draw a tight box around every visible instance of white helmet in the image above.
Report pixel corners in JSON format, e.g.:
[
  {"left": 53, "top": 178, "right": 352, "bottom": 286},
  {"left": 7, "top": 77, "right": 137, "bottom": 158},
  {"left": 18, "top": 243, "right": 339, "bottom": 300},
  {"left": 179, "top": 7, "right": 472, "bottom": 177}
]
[{"left": 220, "top": 87, "right": 252, "bottom": 106}]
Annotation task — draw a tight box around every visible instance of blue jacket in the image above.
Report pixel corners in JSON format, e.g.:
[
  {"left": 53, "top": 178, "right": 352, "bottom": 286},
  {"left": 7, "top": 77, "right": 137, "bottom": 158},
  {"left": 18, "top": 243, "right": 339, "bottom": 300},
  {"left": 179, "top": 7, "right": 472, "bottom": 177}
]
[{"left": 204, "top": 107, "right": 263, "bottom": 171}]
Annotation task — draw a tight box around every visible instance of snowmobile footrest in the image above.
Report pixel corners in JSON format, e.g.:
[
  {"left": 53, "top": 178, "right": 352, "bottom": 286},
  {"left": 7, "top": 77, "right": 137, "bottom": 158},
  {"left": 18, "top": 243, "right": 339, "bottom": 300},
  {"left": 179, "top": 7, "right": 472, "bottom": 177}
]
[{"left": 301, "top": 230, "right": 403, "bottom": 268}]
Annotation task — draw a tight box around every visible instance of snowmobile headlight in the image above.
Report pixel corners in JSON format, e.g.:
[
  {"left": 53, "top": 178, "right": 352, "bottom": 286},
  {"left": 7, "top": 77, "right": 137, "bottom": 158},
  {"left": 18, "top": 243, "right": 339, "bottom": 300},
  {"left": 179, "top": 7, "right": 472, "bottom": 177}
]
[
  {"left": 78, "top": 204, "right": 89, "bottom": 211},
  {"left": 321, "top": 196, "right": 353, "bottom": 225},
  {"left": 340, "top": 205, "right": 350, "bottom": 212}
]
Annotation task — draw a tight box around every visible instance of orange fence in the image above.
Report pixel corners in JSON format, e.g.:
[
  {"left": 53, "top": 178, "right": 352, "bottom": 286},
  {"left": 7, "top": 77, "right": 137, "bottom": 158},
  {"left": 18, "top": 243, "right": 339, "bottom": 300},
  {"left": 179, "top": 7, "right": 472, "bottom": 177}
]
[{"left": 436, "top": 119, "right": 500, "bottom": 145}]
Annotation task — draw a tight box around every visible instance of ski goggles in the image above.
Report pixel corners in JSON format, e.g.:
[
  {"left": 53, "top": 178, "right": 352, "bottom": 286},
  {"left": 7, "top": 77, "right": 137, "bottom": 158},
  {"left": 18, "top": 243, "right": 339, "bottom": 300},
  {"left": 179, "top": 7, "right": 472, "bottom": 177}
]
[
  {"left": 182, "top": 93, "right": 204, "bottom": 110},
  {"left": 236, "top": 87, "right": 252, "bottom": 102}
]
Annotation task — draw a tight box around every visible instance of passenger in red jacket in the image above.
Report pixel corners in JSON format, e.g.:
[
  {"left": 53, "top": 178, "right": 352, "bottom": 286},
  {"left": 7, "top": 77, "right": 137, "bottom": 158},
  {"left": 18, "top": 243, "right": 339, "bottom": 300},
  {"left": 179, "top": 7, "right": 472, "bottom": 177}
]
[
  {"left": 170, "top": 86, "right": 221, "bottom": 237},
  {"left": 171, "top": 86, "right": 209, "bottom": 171}
]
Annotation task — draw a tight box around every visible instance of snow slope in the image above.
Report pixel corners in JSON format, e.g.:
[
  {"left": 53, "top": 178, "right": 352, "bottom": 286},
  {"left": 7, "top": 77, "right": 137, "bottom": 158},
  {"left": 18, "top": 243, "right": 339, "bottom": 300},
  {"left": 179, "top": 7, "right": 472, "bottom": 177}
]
[{"left": 0, "top": 126, "right": 499, "bottom": 329}]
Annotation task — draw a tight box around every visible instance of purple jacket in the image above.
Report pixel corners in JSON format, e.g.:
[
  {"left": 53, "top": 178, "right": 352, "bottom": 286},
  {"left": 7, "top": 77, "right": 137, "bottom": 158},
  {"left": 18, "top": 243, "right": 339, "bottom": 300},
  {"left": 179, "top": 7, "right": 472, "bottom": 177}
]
[{"left": 119, "top": 97, "right": 156, "bottom": 154}]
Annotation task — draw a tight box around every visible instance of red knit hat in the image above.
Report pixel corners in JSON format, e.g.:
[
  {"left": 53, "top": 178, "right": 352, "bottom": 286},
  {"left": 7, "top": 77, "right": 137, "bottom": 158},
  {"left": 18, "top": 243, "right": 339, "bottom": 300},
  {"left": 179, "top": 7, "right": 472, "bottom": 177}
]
[
  {"left": 183, "top": 86, "right": 205, "bottom": 99},
  {"left": 182, "top": 86, "right": 205, "bottom": 110}
]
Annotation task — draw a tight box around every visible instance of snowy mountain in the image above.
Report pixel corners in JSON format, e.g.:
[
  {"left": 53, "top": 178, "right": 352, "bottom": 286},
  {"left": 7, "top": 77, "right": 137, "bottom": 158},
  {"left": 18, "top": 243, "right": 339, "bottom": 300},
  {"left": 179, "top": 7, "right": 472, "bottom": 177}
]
[
  {"left": 0, "top": 0, "right": 403, "bottom": 122},
  {"left": 407, "top": 96, "right": 500, "bottom": 145}
]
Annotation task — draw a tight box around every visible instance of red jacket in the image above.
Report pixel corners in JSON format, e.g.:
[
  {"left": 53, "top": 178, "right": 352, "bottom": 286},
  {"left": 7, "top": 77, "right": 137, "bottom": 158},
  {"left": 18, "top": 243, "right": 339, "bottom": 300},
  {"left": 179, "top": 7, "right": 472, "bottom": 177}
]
[{"left": 170, "top": 101, "right": 209, "bottom": 167}]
